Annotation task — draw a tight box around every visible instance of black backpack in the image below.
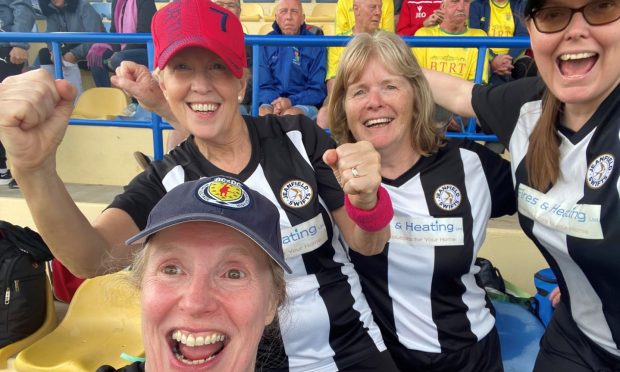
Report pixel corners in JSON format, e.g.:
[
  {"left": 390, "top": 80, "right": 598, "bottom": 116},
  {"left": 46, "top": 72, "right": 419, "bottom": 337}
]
[{"left": 0, "top": 221, "right": 54, "bottom": 348}]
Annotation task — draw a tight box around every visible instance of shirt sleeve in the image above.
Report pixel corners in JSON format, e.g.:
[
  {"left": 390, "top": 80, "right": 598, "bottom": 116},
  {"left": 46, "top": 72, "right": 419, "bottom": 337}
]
[
  {"left": 299, "top": 117, "right": 345, "bottom": 211},
  {"left": 472, "top": 76, "right": 544, "bottom": 147},
  {"left": 464, "top": 141, "right": 516, "bottom": 217},
  {"left": 107, "top": 168, "right": 167, "bottom": 230}
]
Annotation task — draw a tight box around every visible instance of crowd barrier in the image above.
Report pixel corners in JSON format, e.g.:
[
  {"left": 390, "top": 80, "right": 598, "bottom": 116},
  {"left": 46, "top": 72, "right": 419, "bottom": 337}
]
[{"left": 0, "top": 32, "right": 531, "bottom": 159}]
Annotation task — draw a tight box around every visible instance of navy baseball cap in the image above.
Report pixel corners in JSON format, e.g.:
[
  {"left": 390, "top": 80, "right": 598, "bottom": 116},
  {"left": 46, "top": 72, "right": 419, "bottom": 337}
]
[{"left": 126, "top": 176, "right": 291, "bottom": 274}]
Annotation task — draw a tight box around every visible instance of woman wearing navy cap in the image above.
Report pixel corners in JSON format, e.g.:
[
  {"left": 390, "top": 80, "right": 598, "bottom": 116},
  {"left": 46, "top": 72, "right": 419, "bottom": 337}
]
[
  {"left": 0, "top": 0, "right": 398, "bottom": 370},
  {"left": 424, "top": 0, "right": 620, "bottom": 370}
]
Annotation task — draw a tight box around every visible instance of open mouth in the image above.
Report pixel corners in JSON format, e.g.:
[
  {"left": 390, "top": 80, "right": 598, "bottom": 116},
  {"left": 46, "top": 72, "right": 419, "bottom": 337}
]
[
  {"left": 171, "top": 330, "right": 227, "bottom": 365},
  {"left": 364, "top": 117, "right": 393, "bottom": 128},
  {"left": 557, "top": 52, "right": 598, "bottom": 78},
  {"left": 189, "top": 103, "right": 219, "bottom": 113}
]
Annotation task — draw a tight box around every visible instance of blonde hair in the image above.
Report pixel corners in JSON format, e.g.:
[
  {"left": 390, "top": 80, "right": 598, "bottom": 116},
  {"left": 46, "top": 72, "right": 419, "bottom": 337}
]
[{"left": 328, "top": 31, "right": 444, "bottom": 154}]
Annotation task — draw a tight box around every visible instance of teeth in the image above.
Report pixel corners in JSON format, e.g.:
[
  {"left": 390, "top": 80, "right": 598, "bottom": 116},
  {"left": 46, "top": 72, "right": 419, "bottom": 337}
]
[
  {"left": 171, "top": 330, "right": 226, "bottom": 347},
  {"left": 175, "top": 352, "right": 216, "bottom": 365},
  {"left": 190, "top": 103, "right": 219, "bottom": 112},
  {"left": 365, "top": 117, "right": 392, "bottom": 127},
  {"left": 559, "top": 52, "right": 596, "bottom": 61}
]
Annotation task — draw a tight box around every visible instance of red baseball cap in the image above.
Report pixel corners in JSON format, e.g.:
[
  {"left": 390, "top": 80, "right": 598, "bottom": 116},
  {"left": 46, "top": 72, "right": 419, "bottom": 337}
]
[{"left": 151, "top": 0, "right": 247, "bottom": 78}]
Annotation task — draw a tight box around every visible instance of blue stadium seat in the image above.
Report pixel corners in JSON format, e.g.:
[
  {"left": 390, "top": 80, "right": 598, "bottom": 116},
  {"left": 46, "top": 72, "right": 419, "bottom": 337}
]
[
  {"left": 493, "top": 300, "right": 545, "bottom": 372},
  {"left": 90, "top": 2, "right": 112, "bottom": 20}
]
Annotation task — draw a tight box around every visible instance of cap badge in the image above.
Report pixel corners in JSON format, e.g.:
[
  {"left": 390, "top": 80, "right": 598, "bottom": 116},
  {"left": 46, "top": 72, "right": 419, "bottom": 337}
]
[{"left": 196, "top": 176, "right": 251, "bottom": 209}]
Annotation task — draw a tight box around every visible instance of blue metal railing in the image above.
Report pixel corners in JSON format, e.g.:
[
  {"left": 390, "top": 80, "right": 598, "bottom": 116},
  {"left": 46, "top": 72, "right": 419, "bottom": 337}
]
[{"left": 0, "top": 32, "right": 530, "bottom": 158}]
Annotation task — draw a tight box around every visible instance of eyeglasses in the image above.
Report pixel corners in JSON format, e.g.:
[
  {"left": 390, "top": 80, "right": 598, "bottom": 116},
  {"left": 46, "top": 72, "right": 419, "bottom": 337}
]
[{"left": 530, "top": 0, "right": 620, "bottom": 33}]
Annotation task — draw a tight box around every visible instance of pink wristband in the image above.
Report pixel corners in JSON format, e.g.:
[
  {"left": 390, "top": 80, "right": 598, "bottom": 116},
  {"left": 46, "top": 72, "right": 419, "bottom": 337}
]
[{"left": 344, "top": 186, "right": 394, "bottom": 232}]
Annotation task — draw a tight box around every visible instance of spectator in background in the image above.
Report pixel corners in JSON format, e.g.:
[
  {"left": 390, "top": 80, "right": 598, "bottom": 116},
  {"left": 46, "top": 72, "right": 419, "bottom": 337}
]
[
  {"left": 396, "top": 0, "right": 442, "bottom": 36},
  {"left": 37, "top": 0, "right": 106, "bottom": 94},
  {"left": 317, "top": 0, "right": 381, "bottom": 129},
  {"left": 469, "top": 0, "right": 535, "bottom": 84},
  {"left": 86, "top": 0, "right": 155, "bottom": 88},
  {"left": 336, "top": 0, "right": 393, "bottom": 34},
  {"left": 414, "top": 0, "right": 488, "bottom": 131},
  {"left": 258, "top": 0, "right": 326, "bottom": 119},
  {"left": 0, "top": 0, "right": 34, "bottom": 189}
]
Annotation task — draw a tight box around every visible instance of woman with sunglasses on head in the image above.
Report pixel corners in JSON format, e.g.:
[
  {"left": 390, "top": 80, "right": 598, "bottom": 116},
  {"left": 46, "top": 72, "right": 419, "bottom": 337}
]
[{"left": 424, "top": 0, "right": 620, "bottom": 370}]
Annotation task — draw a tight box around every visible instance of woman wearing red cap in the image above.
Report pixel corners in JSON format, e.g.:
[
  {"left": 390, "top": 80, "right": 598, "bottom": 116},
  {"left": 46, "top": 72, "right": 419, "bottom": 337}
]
[
  {"left": 0, "top": 0, "right": 399, "bottom": 371},
  {"left": 424, "top": 0, "right": 620, "bottom": 370}
]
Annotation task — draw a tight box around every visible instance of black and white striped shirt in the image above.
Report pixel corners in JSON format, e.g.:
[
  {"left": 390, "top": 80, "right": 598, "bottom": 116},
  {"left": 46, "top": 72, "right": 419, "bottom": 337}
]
[
  {"left": 350, "top": 140, "right": 515, "bottom": 356},
  {"left": 109, "top": 115, "right": 386, "bottom": 371},
  {"left": 473, "top": 77, "right": 620, "bottom": 357}
]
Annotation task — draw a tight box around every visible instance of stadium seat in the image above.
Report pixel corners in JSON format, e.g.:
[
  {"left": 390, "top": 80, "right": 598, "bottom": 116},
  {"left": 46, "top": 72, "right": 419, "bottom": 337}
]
[
  {"left": 493, "top": 300, "right": 545, "bottom": 372},
  {"left": 259, "top": 22, "right": 274, "bottom": 35},
  {"left": 71, "top": 87, "right": 130, "bottom": 120},
  {"left": 263, "top": 5, "right": 276, "bottom": 22},
  {"left": 306, "top": 3, "right": 336, "bottom": 23},
  {"left": 90, "top": 2, "right": 112, "bottom": 20},
  {"left": 14, "top": 271, "right": 143, "bottom": 372},
  {"left": 0, "top": 278, "right": 57, "bottom": 369},
  {"left": 320, "top": 22, "right": 335, "bottom": 36},
  {"left": 240, "top": 3, "right": 264, "bottom": 21}
]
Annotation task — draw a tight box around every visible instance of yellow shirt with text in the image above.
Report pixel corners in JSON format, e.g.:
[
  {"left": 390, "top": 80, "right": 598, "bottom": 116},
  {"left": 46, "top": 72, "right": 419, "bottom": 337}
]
[{"left": 413, "top": 26, "right": 489, "bottom": 83}]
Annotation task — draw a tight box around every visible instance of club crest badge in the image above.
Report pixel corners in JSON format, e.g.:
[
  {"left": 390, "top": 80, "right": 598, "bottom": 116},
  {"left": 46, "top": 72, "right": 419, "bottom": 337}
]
[
  {"left": 586, "top": 154, "right": 614, "bottom": 189},
  {"left": 196, "top": 176, "right": 251, "bottom": 209},
  {"left": 434, "top": 184, "right": 462, "bottom": 211},
  {"left": 280, "top": 180, "right": 314, "bottom": 208}
]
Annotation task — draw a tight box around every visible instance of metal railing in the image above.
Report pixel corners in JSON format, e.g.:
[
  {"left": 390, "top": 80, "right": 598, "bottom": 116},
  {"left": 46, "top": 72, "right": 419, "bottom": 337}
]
[{"left": 0, "top": 32, "right": 531, "bottom": 159}]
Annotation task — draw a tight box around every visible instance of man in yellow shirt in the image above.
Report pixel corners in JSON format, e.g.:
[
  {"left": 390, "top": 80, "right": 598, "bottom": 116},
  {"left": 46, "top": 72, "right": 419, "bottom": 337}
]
[
  {"left": 335, "top": 0, "right": 393, "bottom": 35},
  {"left": 317, "top": 0, "right": 382, "bottom": 128},
  {"left": 413, "top": 0, "right": 488, "bottom": 130}
]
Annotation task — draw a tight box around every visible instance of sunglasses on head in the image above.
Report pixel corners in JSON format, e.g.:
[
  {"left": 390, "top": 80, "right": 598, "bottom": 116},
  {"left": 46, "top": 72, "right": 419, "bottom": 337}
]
[{"left": 530, "top": 0, "right": 620, "bottom": 33}]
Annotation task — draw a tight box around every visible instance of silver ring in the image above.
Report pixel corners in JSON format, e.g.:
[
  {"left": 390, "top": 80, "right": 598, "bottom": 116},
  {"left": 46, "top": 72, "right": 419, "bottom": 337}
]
[{"left": 351, "top": 167, "right": 360, "bottom": 178}]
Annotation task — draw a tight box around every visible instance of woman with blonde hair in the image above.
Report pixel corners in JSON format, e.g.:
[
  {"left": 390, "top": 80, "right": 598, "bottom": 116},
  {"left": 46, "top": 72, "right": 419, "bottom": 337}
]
[{"left": 329, "top": 31, "right": 515, "bottom": 371}]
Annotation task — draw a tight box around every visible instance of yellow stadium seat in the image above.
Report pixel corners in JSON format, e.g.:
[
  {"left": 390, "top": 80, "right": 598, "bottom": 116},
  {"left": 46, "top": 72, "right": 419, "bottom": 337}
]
[
  {"left": 0, "top": 278, "right": 57, "bottom": 369},
  {"left": 259, "top": 22, "right": 274, "bottom": 35},
  {"left": 320, "top": 22, "right": 335, "bottom": 36},
  {"left": 263, "top": 5, "right": 276, "bottom": 22},
  {"left": 240, "top": 3, "right": 264, "bottom": 21},
  {"left": 71, "top": 87, "right": 130, "bottom": 120},
  {"left": 307, "top": 3, "right": 336, "bottom": 23},
  {"left": 14, "top": 271, "right": 143, "bottom": 372}
]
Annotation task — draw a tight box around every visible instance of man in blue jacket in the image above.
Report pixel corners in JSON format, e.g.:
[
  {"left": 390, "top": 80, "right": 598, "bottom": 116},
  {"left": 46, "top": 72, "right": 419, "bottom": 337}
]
[
  {"left": 258, "top": 0, "right": 326, "bottom": 120},
  {"left": 469, "top": 0, "right": 535, "bottom": 84}
]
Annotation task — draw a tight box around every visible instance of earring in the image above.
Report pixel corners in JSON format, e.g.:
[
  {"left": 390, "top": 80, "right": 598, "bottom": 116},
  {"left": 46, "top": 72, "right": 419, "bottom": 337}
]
[{"left": 238, "top": 95, "right": 243, "bottom": 103}]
